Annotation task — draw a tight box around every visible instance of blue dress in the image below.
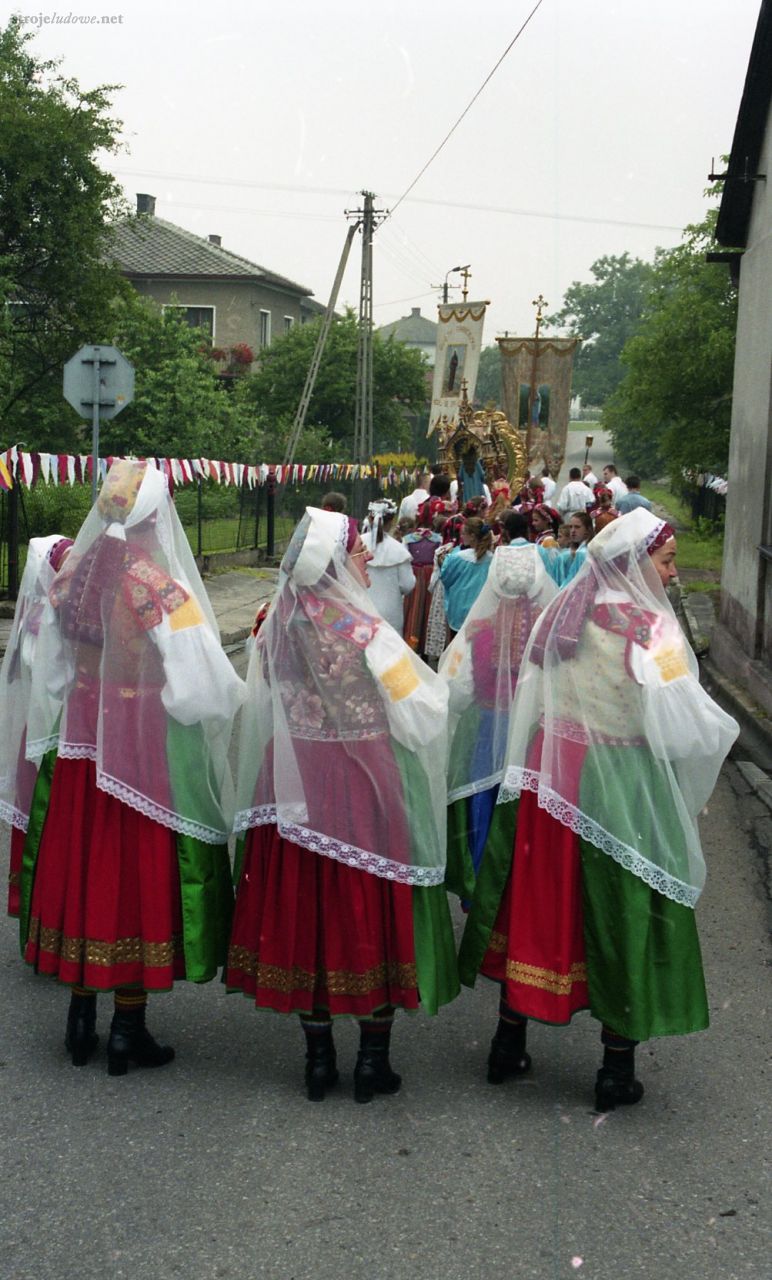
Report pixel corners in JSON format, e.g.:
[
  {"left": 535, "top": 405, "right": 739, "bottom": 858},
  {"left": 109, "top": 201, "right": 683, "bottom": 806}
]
[{"left": 439, "top": 549, "right": 492, "bottom": 632}]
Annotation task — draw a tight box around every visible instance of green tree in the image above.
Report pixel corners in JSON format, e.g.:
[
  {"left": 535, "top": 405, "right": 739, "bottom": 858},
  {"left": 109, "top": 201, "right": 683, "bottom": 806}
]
[
  {"left": 474, "top": 344, "right": 503, "bottom": 408},
  {"left": 0, "top": 17, "right": 128, "bottom": 452},
  {"left": 102, "top": 292, "right": 251, "bottom": 459},
  {"left": 603, "top": 207, "right": 737, "bottom": 481},
  {"left": 547, "top": 254, "right": 654, "bottom": 406},
  {"left": 238, "top": 311, "right": 429, "bottom": 456}
]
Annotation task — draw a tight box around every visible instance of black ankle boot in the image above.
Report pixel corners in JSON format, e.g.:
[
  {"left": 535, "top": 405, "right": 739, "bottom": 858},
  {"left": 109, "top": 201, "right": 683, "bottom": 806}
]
[
  {"left": 594, "top": 1066, "right": 644, "bottom": 1111},
  {"left": 304, "top": 1029, "right": 339, "bottom": 1102},
  {"left": 595, "top": 1032, "right": 643, "bottom": 1111},
  {"left": 487, "top": 1020, "right": 531, "bottom": 1084},
  {"left": 106, "top": 1005, "right": 175, "bottom": 1077},
  {"left": 354, "top": 1027, "right": 401, "bottom": 1104},
  {"left": 65, "top": 993, "right": 99, "bottom": 1067}
]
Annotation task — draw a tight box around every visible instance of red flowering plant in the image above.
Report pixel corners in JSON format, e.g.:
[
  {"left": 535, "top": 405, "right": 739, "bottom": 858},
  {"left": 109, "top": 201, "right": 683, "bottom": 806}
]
[{"left": 229, "top": 342, "right": 254, "bottom": 367}]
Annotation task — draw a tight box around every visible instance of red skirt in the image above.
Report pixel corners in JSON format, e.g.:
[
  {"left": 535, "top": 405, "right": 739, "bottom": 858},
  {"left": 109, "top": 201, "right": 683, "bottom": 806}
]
[
  {"left": 480, "top": 732, "right": 590, "bottom": 1023},
  {"left": 227, "top": 823, "right": 420, "bottom": 1017},
  {"left": 403, "top": 563, "right": 433, "bottom": 655},
  {"left": 24, "top": 757, "right": 186, "bottom": 991},
  {"left": 480, "top": 791, "right": 589, "bottom": 1022}
]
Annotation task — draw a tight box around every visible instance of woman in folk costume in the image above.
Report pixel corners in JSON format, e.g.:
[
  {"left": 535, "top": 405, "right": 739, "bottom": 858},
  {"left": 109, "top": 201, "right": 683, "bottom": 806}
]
[
  {"left": 363, "top": 498, "right": 415, "bottom": 636},
  {"left": 21, "top": 460, "right": 246, "bottom": 1074},
  {"left": 436, "top": 516, "right": 494, "bottom": 637},
  {"left": 439, "top": 542, "right": 556, "bottom": 906},
  {"left": 465, "top": 509, "right": 738, "bottom": 1110},
  {"left": 589, "top": 485, "right": 619, "bottom": 534},
  {"left": 554, "top": 510, "right": 594, "bottom": 587},
  {"left": 529, "top": 503, "right": 561, "bottom": 550},
  {"left": 402, "top": 516, "right": 442, "bottom": 655},
  {"left": 1, "top": 535, "right": 73, "bottom": 917},
  {"left": 226, "top": 507, "right": 458, "bottom": 1103}
]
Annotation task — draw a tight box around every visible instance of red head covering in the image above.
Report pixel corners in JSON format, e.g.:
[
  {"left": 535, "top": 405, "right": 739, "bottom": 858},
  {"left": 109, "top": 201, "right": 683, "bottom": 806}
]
[
  {"left": 48, "top": 537, "right": 74, "bottom": 574},
  {"left": 345, "top": 516, "right": 359, "bottom": 553},
  {"left": 647, "top": 521, "right": 675, "bottom": 553},
  {"left": 534, "top": 503, "right": 560, "bottom": 525}
]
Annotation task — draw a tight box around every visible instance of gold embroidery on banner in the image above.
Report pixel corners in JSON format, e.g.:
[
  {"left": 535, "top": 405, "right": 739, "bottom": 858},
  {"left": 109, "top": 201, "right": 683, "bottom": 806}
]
[
  {"left": 168, "top": 595, "right": 204, "bottom": 633},
  {"left": 438, "top": 306, "right": 487, "bottom": 324},
  {"left": 29, "top": 919, "right": 182, "bottom": 968},
  {"left": 227, "top": 946, "right": 417, "bottom": 997},
  {"left": 653, "top": 644, "right": 689, "bottom": 684},
  {"left": 488, "top": 929, "right": 507, "bottom": 954},
  {"left": 8, "top": 870, "right": 20, "bottom": 887},
  {"left": 379, "top": 655, "right": 420, "bottom": 703},
  {"left": 506, "top": 959, "right": 587, "bottom": 996}
]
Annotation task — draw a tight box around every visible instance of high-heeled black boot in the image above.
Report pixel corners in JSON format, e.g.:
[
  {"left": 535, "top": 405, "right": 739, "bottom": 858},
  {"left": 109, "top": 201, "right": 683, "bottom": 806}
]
[
  {"left": 354, "top": 1021, "right": 401, "bottom": 1104},
  {"left": 106, "top": 1003, "right": 175, "bottom": 1077},
  {"left": 65, "top": 992, "right": 99, "bottom": 1067},
  {"left": 302, "top": 1022, "right": 339, "bottom": 1102},
  {"left": 594, "top": 1028, "right": 644, "bottom": 1111},
  {"left": 487, "top": 1004, "right": 531, "bottom": 1084}
]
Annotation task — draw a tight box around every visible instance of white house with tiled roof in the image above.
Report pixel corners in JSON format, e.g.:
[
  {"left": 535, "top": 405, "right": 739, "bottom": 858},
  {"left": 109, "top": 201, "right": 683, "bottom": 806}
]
[
  {"left": 377, "top": 307, "right": 438, "bottom": 367},
  {"left": 112, "top": 194, "right": 323, "bottom": 357}
]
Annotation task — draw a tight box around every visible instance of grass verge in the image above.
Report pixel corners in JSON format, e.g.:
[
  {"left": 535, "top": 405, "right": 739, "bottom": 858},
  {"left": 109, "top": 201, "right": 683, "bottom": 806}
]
[{"left": 641, "top": 483, "right": 723, "bottom": 582}]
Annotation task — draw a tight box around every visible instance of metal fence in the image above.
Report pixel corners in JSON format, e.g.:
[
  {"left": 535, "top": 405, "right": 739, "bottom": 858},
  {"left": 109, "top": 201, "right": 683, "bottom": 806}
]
[
  {"left": 0, "top": 472, "right": 414, "bottom": 597},
  {"left": 683, "top": 483, "right": 726, "bottom": 526}
]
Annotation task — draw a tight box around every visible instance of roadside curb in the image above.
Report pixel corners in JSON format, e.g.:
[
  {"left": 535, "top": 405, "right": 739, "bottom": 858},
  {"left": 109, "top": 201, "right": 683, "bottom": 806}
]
[{"left": 701, "top": 656, "right": 772, "bottom": 773}]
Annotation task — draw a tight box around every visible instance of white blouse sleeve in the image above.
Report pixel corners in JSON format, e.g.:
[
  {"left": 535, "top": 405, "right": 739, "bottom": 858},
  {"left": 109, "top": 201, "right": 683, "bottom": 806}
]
[
  {"left": 398, "top": 559, "right": 416, "bottom": 597},
  {"left": 150, "top": 591, "right": 247, "bottom": 726},
  {"left": 38, "top": 601, "right": 71, "bottom": 701},
  {"left": 440, "top": 635, "right": 475, "bottom": 713},
  {"left": 364, "top": 625, "right": 448, "bottom": 751},
  {"left": 632, "top": 630, "right": 738, "bottom": 811}
]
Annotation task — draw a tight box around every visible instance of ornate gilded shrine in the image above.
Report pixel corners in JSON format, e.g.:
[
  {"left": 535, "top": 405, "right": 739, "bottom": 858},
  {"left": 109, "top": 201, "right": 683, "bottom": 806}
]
[{"left": 435, "top": 384, "right": 527, "bottom": 504}]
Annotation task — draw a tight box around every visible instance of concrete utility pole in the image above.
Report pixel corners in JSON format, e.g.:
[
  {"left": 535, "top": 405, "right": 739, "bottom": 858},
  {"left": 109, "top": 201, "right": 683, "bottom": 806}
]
[
  {"left": 350, "top": 191, "right": 386, "bottom": 465},
  {"left": 354, "top": 191, "right": 375, "bottom": 464}
]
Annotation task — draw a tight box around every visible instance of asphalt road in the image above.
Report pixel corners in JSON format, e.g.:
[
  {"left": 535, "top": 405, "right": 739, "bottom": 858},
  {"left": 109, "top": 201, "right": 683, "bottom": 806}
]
[{"left": 0, "top": 645, "right": 769, "bottom": 1280}]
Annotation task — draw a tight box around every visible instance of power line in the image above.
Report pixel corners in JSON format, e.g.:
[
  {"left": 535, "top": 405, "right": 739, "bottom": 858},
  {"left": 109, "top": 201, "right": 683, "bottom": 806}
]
[
  {"left": 113, "top": 165, "right": 686, "bottom": 234},
  {"left": 380, "top": 219, "right": 444, "bottom": 280},
  {"left": 402, "top": 196, "right": 684, "bottom": 235},
  {"left": 373, "top": 290, "right": 437, "bottom": 310},
  {"left": 114, "top": 166, "right": 352, "bottom": 201},
  {"left": 386, "top": 0, "right": 546, "bottom": 220},
  {"left": 157, "top": 197, "right": 340, "bottom": 223}
]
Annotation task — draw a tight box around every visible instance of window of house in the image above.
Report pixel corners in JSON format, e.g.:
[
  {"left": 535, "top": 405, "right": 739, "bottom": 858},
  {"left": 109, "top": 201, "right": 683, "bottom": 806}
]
[
  {"left": 283, "top": 315, "right": 294, "bottom": 333},
  {"left": 259, "top": 310, "right": 272, "bottom": 347},
  {"left": 163, "top": 305, "right": 215, "bottom": 338}
]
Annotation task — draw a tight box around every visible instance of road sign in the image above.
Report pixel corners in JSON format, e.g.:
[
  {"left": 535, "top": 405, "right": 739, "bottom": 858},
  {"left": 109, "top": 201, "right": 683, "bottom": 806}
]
[
  {"left": 63, "top": 344, "right": 134, "bottom": 420},
  {"left": 63, "top": 344, "right": 135, "bottom": 500}
]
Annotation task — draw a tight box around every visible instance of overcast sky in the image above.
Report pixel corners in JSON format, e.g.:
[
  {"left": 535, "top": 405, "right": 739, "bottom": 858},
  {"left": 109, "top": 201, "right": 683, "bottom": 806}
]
[{"left": 11, "top": 0, "right": 762, "bottom": 342}]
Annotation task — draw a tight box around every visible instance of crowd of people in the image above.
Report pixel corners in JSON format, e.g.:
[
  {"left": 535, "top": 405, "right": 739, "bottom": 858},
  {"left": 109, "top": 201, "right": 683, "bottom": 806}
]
[{"left": 1, "top": 456, "right": 737, "bottom": 1113}]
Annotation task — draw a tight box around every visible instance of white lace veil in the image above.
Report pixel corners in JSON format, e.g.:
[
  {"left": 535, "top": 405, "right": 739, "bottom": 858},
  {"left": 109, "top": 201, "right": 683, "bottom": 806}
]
[
  {"left": 498, "top": 508, "right": 738, "bottom": 906},
  {"left": 25, "top": 460, "right": 237, "bottom": 843},
  {"left": 440, "top": 543, "right": 557, "bottom": 802},
  {"left": 0, "top": 536, "right": 69, "bottom": 831},
  {"left": 234, "top": 507, "right": 449, "bottom": 885}
]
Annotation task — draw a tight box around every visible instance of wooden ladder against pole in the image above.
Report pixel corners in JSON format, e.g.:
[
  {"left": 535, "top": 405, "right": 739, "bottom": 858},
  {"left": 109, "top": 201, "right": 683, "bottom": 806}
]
[{"left": 283, "top": 222, "right": 359, "bottom": 467}]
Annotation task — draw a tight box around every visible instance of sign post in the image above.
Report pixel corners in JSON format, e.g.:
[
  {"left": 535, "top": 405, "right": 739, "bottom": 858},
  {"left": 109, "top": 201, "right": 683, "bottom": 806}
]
[{"left": 63, "top": 345, "right": 135, "bottom": 501}]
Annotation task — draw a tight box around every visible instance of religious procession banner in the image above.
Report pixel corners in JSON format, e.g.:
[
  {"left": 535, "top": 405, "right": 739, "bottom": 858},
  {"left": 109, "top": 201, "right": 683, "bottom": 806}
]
[
  {"left": 496, "top": 336, "right": 581, "bottom": 477},
  {"left": 427, "top": 301, "right": 489, "bottom": 435}
]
